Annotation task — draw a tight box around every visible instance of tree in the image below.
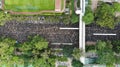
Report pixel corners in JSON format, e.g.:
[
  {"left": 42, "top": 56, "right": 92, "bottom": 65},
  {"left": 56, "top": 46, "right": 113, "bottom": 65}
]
[
  {"left": 72, "top": 48, "right": 82, "bottom": 60},
  {"left": 111, "top": 40, "right": 120, "bottom": 53},
  {"left": 19, "top": 35, "right": 48, "bottom": 56},
  {"left": 115, "top": 16, "right": 120, "bottom": 23},
  {"left": 96, "top": 41, "right": 115, "bottom": 64},
  {"left": 10, "top": 56, "right": 24, "bottom": 65},
  {"left": 0, "top": 36, "right": 55, "bottom": 67},
  {"left": 41, "top": 50, "right": 51, "bottom": 59},
  {"left": 62, "top": 45, "right": 74, "bottom": 57},
  {"left": 33, "top": 58, "right": 55, "bottom": 67},
  {"left": 0, "top": 37, "right": 17, "bottom": 66},
  {"left": 83, "top": 6, "right": 94, "bottom": 25},
  {"left": 0, "top": 11, "right": 12, "bottom": 26},
  {"left": 95, "top": 3, "right": 116, "bottom": 28},
  {"left": 96, "top": 40, "right": 106, "bottom": 50},
  {"left": 28, "top": 35, "right": 48, "bottom": 50},
  {"left": 0, "top": 37, "right": 16, "bottom": 60},
  {"left": 72, "top": 59, "right": 83, "bottom": 67},
  {"left": 113, "top": 2, "right": 120, "bottom": 12},
  {"left": 71, "top": 15, "right": 79, "bottom": 24}
]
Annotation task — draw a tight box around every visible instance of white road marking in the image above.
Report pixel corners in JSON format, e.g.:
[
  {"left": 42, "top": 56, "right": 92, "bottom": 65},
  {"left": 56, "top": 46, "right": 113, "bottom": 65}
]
[
  {"left": 59, "top": 27, "right": 79, "bottom": 30},
  {"left": 93, "top": 33, "right": 116, "bottom": 35},
  {"left": 51, "top": 43, "right": 73, "bottom": 45}
]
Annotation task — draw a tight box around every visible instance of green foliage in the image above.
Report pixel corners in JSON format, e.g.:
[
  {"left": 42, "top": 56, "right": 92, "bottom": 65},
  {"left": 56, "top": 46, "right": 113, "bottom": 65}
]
[
  {"left": 83, "top": 6, "right": 94, "bottom": 25},
  {"left": 0, "top": 35, "right": 55, "bottom": 67},
  {"left": 88, "top": 0, "right": 91, "bottom": 5},
  {"left": 106, "top": 64, "right": 114, "bottom": 67},
  {"left": 95, "top": 3, "right": 116, "bottom": 28},
  {"left": 72, "top": 59, "right": 83, "bottom": 67},
  {"left": 0, "top": 11, "right": 12, "bottom": 26},
  {"left": 72, "top": 48, "right": 82, "bottom": 60},
  {"left": 19, "top": 35, "right": 55, "bottom": 67},
  {"left": 62, "top": 45, "right": 74, "bottom": 57},
  {"left": 62, "top": 15, "right": 71, "bottom": 24},
  {"left": 33, "top": 58, "right": 55, "bottom": 67},
  {"left": 0, "top": 37, "right": 16, "bottom": 60},
  {"left": 71, "top": 14, "right": 79, "bottom": 24},
  {"left": 11, "top": 56, "right": 24, "bottom": 64},
  {"left": 41, "top": 50, "right": 51, "bottom": 59},
  {"left": 86, "top": 45, "right": 96, "bottom": 52},
  {"left": 19, "top": 35, "right": 48, "bottom": 56},
  {"left": 56, "top": 56, "right": 68, "bottom": 61},
  {"left": 77, "top": 0, "right": 80, "bottom": 8},
  {"left": 96, "top": 41, "right": 115, "bottom": 64},
  {"left": 115, "top": 16, "right": 120, "bottom": 23},
  {"left": 71, "top": 0, "right": 79, "bottom": 24},
  {"left": 111, "top": 40, "right": 120, "bottom": 53},
  {"left": 115, "top": 56, "right": 120, "bottom": 64},
  {"left": 58, "top": 66, "right": 67, "bottom": 67},
  {"left": 113, "top": 2, "right": 120, "bottom": 12},
  {"left": 0, "top": 37, "right": 21, "bottom": 66}
]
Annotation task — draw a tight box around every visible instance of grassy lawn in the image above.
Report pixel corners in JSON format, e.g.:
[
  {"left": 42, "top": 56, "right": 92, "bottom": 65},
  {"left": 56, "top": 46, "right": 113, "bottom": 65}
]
[
  {"left": 61, "top": 0, "right": 64, "bottom": 10},
  {"left": 4, "top": 0, "right": 55, "bottom": 12},
  {"left": 71, "top": 0, "right": 79, "bottom": 23}
]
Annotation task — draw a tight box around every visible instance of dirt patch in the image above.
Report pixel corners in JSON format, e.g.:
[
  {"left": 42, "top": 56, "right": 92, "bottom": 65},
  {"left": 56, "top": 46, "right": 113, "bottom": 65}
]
[{"left": 91, "top": 0, "right": 98, "bottom": 11}]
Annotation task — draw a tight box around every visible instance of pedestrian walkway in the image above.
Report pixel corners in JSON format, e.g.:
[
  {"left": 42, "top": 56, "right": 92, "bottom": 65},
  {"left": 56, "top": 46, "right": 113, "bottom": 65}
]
[{"left": 79, "top": 0, "right": 86, "bottom": 64}]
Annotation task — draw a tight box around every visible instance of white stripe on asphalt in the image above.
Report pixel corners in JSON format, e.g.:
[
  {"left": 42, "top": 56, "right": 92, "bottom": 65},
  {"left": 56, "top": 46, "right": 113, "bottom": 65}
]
[
  {"left": 59, "top": 27, "right": 79, "bottom": 30},
  {"left": 51, "top": 43, "right": 73, "bottom": 45},
  {"left": 93, "top": 33, "right": 116, "bottom": 35}
]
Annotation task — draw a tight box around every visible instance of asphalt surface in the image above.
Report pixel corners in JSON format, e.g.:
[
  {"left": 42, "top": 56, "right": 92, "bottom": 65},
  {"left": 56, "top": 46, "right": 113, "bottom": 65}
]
[
  {"left": 86, "top": 23, "right": 120, "bottom": 41},
  {"left": 0, "top": 21, "right": 79, "bottom": 44}
]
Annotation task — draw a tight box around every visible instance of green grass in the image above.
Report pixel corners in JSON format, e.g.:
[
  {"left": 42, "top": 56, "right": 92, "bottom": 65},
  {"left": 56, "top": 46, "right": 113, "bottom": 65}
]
[
  {"left": 4, "top": 0, "right": 55, "bottom": 12},
  {"left": 61, "top": 0, "right": 64, "bottom": 10},
  {"left": 71, "top": 0, "right": 79, "bottom": 23}
]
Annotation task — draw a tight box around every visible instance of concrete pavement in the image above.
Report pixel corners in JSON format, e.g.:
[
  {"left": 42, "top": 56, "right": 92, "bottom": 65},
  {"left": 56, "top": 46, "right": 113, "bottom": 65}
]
[{"left": 79, "top": 0, "right": 86, "bottom": 64}]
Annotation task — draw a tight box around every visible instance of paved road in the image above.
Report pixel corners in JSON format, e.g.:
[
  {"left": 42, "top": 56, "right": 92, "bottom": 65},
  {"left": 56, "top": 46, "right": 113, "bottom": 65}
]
[
  {"left": 86, "top": 24, "right": 120, "bottom": 41},
  {"left": 0, "top": 21, "right": 79, "bottom": 44}
]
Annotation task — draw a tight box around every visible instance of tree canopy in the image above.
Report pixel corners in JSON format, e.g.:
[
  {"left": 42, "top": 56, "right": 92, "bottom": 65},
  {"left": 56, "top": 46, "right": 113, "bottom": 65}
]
[
  {"left": 113, "top": 2, "right": 120, "bottom": 12},
  {"left": 19, "top": 35, "right": 48, "bottom": 57},
  {"left": 96, "top": 41, "right": 115, "bottom": 64},
  {"left": 33, "top": 58, "right": 55, "bottom": 67},
  {"left": 0, "top": 11, "right": 12, "bottom": 26},
  {"left": 72, "top": 48, "right": 82, "bottom": 60},
  {"left": 83, "top": 6, "right": 94, "bottom": 24},
  {"left": 0, "top": 35, "right": 56, "bottom": 67},
  {"left": 111, "top": 40, "right": 120, "bottom": 53},
  {"left": 62, "top": 45, "right": 74, "bottom": 57},
  {"left": 72, "top": 59, "right": 83, "bottom": 67},
  {"left": 95, "top": 2, "right": 115, "bottom": 28},
  {"left": 0, "top": 37, "right": 16, "bottom": 61}
]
